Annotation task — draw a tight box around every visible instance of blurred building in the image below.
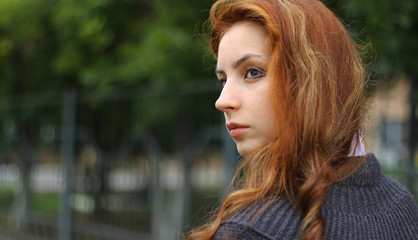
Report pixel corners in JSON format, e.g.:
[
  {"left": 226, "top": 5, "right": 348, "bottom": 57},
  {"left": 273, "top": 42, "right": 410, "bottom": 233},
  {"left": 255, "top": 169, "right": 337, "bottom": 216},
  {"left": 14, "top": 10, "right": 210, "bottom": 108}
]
[{"left": 365, "top": 77, "right": 414, "bottom": 171}]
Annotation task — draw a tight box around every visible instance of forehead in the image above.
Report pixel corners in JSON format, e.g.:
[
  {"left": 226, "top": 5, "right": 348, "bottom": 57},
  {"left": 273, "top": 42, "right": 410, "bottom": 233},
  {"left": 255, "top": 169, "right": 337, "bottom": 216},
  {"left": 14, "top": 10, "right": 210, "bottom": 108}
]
[{"left": 217, "top": 21, "right": 271, "bottom": 67}]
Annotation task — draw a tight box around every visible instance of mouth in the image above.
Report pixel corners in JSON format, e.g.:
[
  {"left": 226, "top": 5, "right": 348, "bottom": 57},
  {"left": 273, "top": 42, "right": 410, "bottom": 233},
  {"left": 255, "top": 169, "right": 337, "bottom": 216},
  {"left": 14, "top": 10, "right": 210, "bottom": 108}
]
[{"left": 226, "top": 122, "right": 249, "bottom": 139}]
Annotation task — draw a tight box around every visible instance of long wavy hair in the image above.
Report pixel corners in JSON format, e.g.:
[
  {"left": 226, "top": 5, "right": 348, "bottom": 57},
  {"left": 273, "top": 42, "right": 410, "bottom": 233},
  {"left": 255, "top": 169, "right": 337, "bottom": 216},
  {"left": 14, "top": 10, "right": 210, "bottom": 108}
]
[{"left": 188, "top": 0, "right": 367, "bottom": 239}]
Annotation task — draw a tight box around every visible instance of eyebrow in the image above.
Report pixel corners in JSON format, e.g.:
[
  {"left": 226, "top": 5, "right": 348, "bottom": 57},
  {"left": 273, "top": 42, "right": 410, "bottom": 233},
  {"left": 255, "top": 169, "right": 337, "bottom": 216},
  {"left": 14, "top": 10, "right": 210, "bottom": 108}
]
[{"left": 215, "top": 54, "right": 263, "bottom": 74}]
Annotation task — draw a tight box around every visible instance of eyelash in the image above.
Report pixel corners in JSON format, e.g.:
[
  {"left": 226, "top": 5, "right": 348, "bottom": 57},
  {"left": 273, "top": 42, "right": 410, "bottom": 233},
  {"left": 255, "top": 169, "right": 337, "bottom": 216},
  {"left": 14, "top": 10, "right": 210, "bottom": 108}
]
[
  {"left": 218, "top": 78, "right": 227, "bottom": 88},
  {"left": 217, "top": 67, "right": 266, "bottom": 88},
  {"left": 244, "top": 67, "right": 265, "bottom": 79}
]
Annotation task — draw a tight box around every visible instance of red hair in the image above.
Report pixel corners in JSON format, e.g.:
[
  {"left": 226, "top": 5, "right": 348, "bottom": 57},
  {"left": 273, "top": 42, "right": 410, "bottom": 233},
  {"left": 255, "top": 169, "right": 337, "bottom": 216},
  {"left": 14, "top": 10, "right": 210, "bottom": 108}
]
[{"left": 188, "top": 0, "right": 366, "bottom": 239}]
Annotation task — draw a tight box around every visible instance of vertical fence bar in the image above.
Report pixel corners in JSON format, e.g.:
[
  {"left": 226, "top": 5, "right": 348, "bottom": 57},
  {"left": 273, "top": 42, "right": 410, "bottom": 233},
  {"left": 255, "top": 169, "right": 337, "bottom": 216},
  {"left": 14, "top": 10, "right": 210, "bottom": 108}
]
[
  {"left": 59, "top": 89, "right": 76, "bottom": 240},
  {"left": 223, "top": 126, "right": 238, "bottom": 185},
  {"left": 148, "top": 136, "right": 163, "bottom": 240}
]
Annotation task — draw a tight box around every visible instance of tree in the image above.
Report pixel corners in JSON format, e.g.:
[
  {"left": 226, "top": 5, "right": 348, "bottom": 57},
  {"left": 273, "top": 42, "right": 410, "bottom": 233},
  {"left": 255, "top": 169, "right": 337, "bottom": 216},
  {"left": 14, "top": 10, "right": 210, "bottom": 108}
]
[{"left": 0, "top": 0, "right": 218, "bottom": 151}]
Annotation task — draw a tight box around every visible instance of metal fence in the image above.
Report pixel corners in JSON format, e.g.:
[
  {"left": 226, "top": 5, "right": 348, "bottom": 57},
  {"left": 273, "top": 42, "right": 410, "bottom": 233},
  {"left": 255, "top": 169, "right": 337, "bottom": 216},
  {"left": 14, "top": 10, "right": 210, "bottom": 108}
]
[{"left": 0, "top": 88, "right": 238, "bottom": 240}]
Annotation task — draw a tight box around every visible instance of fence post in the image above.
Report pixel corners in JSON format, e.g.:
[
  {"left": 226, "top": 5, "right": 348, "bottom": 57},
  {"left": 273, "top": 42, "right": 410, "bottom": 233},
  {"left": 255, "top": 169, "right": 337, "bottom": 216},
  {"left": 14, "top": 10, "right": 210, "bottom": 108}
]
[
  {"left": 59, "top": 89, "right": 76, "bottom": 240},
  {"left": 223, "top": 126, "right": 238, "bottom": 185},
  {"left": 148, "top": 136, "right": 163, "bottom": 240}
]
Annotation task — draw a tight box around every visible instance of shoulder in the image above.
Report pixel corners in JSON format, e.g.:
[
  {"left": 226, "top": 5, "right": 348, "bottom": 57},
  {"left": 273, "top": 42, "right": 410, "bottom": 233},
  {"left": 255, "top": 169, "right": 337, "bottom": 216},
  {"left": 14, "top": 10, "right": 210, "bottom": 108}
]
[
  {"left": 213, "top": 198, "right": 302, "bottom": 240},
  {"left": 322, "top": 153, "right": 418, "bottom": 239}
]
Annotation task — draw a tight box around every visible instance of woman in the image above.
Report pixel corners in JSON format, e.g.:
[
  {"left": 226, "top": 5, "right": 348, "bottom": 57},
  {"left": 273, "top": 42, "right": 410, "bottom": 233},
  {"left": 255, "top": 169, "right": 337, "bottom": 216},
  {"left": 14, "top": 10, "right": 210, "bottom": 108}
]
[{"left": 188, "top": 0, "right": 418, "bottom": 239}]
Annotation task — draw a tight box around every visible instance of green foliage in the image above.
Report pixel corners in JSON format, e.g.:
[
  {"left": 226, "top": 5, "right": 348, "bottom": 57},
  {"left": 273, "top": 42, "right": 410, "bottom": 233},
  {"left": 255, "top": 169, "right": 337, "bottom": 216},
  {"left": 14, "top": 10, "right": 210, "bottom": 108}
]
[
  {"left": 329, "top": 0, "right": 418, "bottom": 80},
  {"left": 0, "top": 188, "right": 14, "bottom": 207},
  {"left": 0, "top": 0, "right": 214, "bottom": 90},
  {"left": 0, "top": 0, "right": 218, "bottom": 151},
  {"left": 30, "top": 192, "right": 60, "bottom": 215}
]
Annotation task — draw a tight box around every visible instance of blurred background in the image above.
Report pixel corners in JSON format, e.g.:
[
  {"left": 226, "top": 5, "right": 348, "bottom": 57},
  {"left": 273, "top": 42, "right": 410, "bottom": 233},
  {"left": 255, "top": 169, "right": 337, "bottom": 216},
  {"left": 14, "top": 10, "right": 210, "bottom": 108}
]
[{"left": 0, "top": 0, "right": 416, "bottom": 239}]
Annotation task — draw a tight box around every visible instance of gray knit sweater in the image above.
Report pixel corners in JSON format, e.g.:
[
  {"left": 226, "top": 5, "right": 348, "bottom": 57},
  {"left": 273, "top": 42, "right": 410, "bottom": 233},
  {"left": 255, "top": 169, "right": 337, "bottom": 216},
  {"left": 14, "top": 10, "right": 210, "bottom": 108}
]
[{"left": 213, "top": 153, "right": 418, "bottom": 239}]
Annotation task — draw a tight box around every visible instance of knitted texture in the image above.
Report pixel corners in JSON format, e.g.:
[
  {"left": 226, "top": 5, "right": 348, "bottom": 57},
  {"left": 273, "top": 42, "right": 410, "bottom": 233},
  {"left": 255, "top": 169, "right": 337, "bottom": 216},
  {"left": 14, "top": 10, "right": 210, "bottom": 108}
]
[{"left": 213, "top": 154, "right": 418, "bottom": 240}]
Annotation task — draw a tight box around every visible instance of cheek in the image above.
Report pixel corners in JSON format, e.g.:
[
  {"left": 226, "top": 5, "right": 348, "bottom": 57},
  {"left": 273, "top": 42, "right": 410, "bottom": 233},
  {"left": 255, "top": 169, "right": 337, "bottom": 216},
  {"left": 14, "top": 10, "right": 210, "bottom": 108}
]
[
  {"left": 262, "top": 111, "right": 278, "bottom": 133},
  {"left": 260, "top": 99, "right": 279, "bottom": 133}
]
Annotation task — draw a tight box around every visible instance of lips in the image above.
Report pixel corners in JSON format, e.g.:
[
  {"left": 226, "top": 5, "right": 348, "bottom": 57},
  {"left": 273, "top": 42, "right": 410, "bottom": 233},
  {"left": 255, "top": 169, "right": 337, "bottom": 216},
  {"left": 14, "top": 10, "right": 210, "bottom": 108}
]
[{"left": 226, "top": 122, "right": 249, "bottom": 138}]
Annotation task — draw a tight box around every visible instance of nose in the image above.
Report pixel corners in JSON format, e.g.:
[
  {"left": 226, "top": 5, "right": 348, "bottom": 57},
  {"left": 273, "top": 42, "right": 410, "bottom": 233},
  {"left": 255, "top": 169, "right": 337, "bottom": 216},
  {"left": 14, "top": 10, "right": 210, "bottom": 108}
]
[{"left": 215, "top": 81, "right": 241, "bottom": 112}]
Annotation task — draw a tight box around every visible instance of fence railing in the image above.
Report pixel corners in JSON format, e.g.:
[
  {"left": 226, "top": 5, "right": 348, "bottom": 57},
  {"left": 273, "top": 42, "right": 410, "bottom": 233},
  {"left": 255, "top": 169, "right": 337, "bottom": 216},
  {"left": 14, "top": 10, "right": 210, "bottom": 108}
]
[{"left": 0, "top": 88, "right": 238, "bottom": 240}]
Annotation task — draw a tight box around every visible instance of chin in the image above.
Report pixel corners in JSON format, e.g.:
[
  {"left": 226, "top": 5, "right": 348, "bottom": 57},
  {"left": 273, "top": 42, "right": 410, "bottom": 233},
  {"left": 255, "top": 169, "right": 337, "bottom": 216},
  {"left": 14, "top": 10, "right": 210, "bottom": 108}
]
[
  {"left": 237, "top": 147, "right": 252, "bottom": 158},
  {"left": 236, "top": 141, "right": 264, "bottom": 158}
]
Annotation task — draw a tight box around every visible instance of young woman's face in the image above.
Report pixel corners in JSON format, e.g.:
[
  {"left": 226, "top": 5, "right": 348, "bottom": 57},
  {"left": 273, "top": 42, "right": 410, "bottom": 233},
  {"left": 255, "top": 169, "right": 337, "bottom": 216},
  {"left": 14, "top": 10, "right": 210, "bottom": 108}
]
[{"left": 215, "top": 21, "right": 279, "bottom": 157}]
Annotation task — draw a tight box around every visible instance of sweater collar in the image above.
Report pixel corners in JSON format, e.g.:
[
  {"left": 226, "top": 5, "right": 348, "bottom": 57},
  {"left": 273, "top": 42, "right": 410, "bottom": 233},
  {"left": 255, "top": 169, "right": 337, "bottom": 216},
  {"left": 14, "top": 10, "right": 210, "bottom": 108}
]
[{"left": 336, "top": 153, "right": 382, "bottom": 186}]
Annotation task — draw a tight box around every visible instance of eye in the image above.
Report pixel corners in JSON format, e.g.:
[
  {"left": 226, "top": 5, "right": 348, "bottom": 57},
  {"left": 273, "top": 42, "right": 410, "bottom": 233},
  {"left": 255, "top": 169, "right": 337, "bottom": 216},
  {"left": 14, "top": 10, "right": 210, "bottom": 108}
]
[
  {"left": 217, "top": 78, "right": 227, "bottom": 88},
  {"left": 244, "top": 67, "right": 265, "bottom": 79}
]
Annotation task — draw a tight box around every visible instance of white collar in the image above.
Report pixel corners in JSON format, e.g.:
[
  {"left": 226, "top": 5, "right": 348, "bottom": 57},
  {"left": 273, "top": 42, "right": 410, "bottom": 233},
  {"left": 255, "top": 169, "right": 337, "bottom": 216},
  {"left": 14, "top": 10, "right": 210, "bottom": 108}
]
[{"left": 348, "top": 133, "right": 366, "bottom": 157}]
